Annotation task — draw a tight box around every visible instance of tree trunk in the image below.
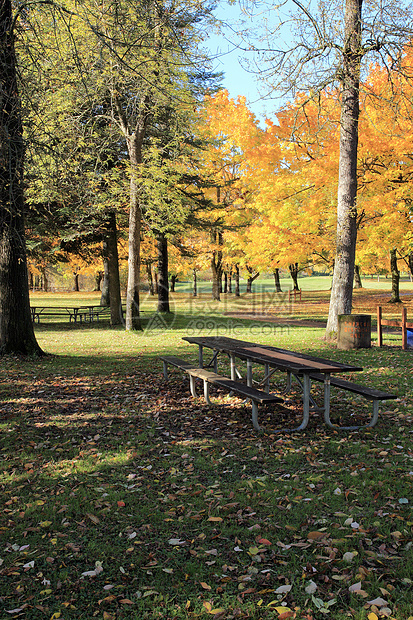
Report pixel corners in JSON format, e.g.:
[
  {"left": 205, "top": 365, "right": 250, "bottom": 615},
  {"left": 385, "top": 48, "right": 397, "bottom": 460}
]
[
  {"left": 193, "top": 268, "right": 197, "bottom": 297},
  {"left": 325, "top": 0, "right": 362, "bottom": 339},
  {"left": 100, "top": 255, "right": 110, "bottom": 306},
  {"left": 228, "top": 270, "right": 232, "bottom": 294},
  {"left": 211, "top": 257, "right": 221, "bottom": 300},
  {"left": 223, "top": 271, "right": 228, "bottom": 293},
  {"left": 105, "top": 210, "right": 122, "bottom": 325},
  {"left": 73, "top": 271, "right": 80, "bottom": 292},
  {"left": 389, "top": 248, "right": 401, "bottom": 303},
  {"left": 273, "top": 268, "right": 282, "bottom": 292},
  {"left": 408, "top": 252, "right": 413, "bottom": 280},
  {"left": 0, "top": 0, "right": 43, "bottom": 355},
  {"left": 41, "top": 268, "right": 49, "bottom": 293},
  {"left": 157, "top": 233, "right": 170, "bottom": 313},
  {"left": 289, "top": 263, "right": 299, "bottom": 291},
  {"left": 246, "top": 268, "right": 260, "bottom": 293},
  {"left": 234, "top": 264, "right": 240, "bottom": 297},
  {"left": 125, "top": 135, "right": 142, "bottom": 330},
  {"left": 95, "top": 270, "right": 104, "bottom": 293},
  {"left": 146, "top": 263, "right": 155, "bottom": 295},
  {"left": 170, "top": 274, "right": 177, "bottom": 292},
  {"left": 354, "top": 264, "right": 363, "bottom": 288}
]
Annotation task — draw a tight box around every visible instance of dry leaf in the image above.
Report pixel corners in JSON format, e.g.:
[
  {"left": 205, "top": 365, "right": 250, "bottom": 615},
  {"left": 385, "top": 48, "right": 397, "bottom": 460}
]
[
  {"left": 200, "top": 581, "right": 212, "bottom": 590},
  {"left": 307, "top": 531, "right": 327, "bottom": 540}
]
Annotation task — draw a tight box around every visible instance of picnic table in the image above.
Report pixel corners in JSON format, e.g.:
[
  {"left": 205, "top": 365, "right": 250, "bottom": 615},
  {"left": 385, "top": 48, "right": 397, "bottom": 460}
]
[
  {"left": 30, "top": 305, "right": 111, "bottom": 324},
  {"left": 160, "top": 336, "right": 396, "bottom": 432}
]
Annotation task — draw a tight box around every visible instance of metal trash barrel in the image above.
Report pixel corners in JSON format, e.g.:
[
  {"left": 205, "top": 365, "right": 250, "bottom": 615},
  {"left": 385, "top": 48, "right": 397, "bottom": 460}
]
[{"left": 337, "top": 314, "right": 371, "bottom": 350}]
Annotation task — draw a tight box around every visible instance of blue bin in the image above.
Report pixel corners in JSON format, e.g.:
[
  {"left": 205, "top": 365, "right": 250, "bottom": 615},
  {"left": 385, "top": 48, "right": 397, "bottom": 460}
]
[{"left": 407, "top": 329, "right": 413, "bottom": 349}]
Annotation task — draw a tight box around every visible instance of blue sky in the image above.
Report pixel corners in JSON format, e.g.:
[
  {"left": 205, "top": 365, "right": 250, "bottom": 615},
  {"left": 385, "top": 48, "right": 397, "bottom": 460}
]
[{"left": 204, "top": 2, "right": 278, "bottom": 123}]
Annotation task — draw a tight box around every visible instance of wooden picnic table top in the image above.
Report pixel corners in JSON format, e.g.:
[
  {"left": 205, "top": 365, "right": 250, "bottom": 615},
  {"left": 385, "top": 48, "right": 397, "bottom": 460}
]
[{"left": 182, "top": 336, "right": 363, "bottom": 375}]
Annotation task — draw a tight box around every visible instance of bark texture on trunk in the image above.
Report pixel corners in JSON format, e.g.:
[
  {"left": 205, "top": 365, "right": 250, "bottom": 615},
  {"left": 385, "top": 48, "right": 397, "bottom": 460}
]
[
  {"left": 326, "top": 0, "right": 362, "bottom": 339},
  {"left": 0, "top": 0, "right": 43, "bottom": 355}
]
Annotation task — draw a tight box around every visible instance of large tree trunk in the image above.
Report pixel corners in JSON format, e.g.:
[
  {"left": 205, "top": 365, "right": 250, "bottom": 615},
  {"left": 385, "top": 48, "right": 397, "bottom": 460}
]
[
  {"left": 325, "top": 0, "right": 362, "bottom": 339},
  {"left": 389, "top": 248, "right": 401, "bottom": 303},
  {"left": 0, "top": 1, "right": 43, "bottom": 355},
  {"left": 157, "top": 233, "right": 170, "bottom": 313}
]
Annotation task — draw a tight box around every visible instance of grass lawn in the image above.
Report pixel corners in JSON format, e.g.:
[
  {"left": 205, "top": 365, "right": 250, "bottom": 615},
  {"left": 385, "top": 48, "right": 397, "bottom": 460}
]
[{"left": 1, "top": 286, "right": 413, "bottom": 619}]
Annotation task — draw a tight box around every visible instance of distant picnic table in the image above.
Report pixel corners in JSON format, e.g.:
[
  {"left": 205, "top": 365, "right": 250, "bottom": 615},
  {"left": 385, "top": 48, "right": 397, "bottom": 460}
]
[{"left": 30, "top": 305, "right": 112, "bottom": 324}]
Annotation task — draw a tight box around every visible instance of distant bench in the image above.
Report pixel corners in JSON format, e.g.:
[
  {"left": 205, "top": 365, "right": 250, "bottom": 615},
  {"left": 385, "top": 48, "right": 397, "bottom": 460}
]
[
  {"left": 160, "top": 355, "right": 283, "bottom": 431},
  {"left": 31, "top": 305, "right": 112, "bottom": 324}
]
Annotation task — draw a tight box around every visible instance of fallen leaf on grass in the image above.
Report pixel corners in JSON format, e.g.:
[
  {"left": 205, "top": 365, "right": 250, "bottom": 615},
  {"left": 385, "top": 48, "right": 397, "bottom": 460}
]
[
  {"left": 367, "top": 597, "right": 388, "bottom": 607},
  {"left": 267, "top": 604, "right": 292, "bottom": 614},
  {"left": 200, "top": 582, "right": 212, "bottom": 590},
  {"left": 6, "top": 606, "right": 28, "bottom": 614},
  {"left": 208, "top": 516, "right": 223, "bottom": 522},
  {"left": 305, "top": 580, "right": 317, "bottom": 594},
  {"left": 203, "top": 601, "right": 225, "bottom": 614},
  {"left": 307, "top": 531, "right": 328, "bottom": 540},
  {"left": 86, "top": 513, "right": 100, "bottom": 524},
  {"left": 81, "top": 561, "right": 103, "bottom": 577},
  {"left": 274, "top": 585, "right": 292, "bottom": 594},
  {"left": 168, "top": 538, "right": 185, "bottom": 546}
]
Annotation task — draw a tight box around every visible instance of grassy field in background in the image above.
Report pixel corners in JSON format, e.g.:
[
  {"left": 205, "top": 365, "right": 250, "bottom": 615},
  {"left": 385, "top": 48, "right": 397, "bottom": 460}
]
[{"left": 1, "top": 284, "right": 413, "bottom": 619}]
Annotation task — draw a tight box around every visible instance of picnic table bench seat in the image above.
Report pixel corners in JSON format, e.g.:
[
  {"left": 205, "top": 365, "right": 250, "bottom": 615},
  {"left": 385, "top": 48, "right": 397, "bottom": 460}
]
[
  {"left": 308, "top": 372, "right": 397, "bottom": 428},
  {"left": 160, "top": 355, "right": 283, "bottom": 431}
]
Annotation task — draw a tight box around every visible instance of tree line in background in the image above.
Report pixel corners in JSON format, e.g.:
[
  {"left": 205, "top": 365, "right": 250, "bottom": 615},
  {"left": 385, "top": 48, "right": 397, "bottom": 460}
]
[{"left": 2, "top": 0, "right": 413, "bottom": 354}]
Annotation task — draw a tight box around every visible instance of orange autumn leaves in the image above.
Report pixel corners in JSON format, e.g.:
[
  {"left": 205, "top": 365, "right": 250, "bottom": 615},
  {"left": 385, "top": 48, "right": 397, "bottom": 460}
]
[{"left": 199, "top": 57, "right": 413, "bottom": 276}]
